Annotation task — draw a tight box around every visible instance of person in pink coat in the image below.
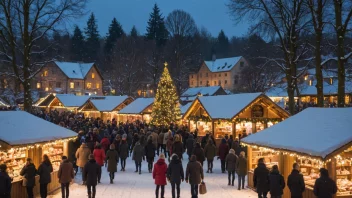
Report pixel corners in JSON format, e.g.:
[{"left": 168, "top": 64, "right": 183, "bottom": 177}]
[
  {"left": 93, "top": 143, "right": 105, "bottom": 183},
  {"left": 153, "top": 153, "right": 168, "bottom": 198}
]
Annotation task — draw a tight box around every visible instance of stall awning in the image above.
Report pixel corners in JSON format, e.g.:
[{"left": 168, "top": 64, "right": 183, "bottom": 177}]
[
  {"left": 0, "top": 111, "right": 77, "bottom": 146},
  {"left": 119, "top": 98, "right": 154, "bottom": 114},
  {"left": 242, "top": 108, "right": 352, "bottom": 160}
]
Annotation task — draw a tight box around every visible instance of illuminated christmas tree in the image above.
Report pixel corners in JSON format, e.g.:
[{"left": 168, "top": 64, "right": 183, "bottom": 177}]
[{"left": 151, "top": 62, "right": 181, "bottom": 126}]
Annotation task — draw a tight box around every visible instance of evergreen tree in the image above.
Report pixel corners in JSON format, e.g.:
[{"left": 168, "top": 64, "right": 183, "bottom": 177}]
[
  {"left": 84, "top": 13, "right": 100, "bottom": 62},
  {"left": 105, "top": 18, "right": 125, "bottom": 53},
  {"left": 151, "top": 62, "right": 181, "bottom": 126},
  {"left": 146, "top": 3, "right": 168, "bottom": 46},
  {"left": 130, "top": 25, "right": 138, "bottom": 38},
  {"left": 71, "top": 25, "right": 85, "bottom": 61},
  {"left": 216, "top": 30, "right": 229, "bottom": 58}
]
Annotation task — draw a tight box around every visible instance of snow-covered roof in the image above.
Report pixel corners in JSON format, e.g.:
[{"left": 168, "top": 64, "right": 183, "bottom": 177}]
[
  {"left": 0, "top": 111, "right": 77, "bottom": 146},
  {"left": 198, "top": 93, "right": 262, "bottom": 119},
  {"left": 55, "top": 61, "right": 95, "bottom": 79},
  {"left": 180, "top": 102, "right": 192, "bottom": 115},
  {"left": 89, "top": 96, "right": 130, "bottom": 112},
  {"left": 204, "top": 56, "right": 242, "bottom": 72},
  {"left": 56, "top": 94, "right": 90, "bottom": 107},
  {"left": 180, "top": 96, "right": 197, "bottom": 102},
  {"left": 119, "top": 98, "right": 154, "bottom": 114},
  {"left": 242, "top": 108, "right": 352, "bottom": 160},
  {"left": 0, "top": 98, "right": 9, "bottom": 107},
  {"left": 181, "top": 86, "right": 224, "bottom": 97}
]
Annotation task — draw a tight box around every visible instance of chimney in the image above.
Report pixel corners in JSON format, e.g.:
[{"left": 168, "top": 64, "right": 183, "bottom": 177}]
[{"left": 212, "top": 54, "right": 216, "bottom": 61}]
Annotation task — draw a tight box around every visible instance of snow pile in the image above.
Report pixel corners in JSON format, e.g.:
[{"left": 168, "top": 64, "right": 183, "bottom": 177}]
[
  {"left": 0, "top": 111, "right": 77, "bottom": 145},
  {"left": 55, "top": 61, "right": 95, "bottom": 79},
  {"left": 119, "top": 98, "right": 154, "bottom": 114},
  {"left": 242, "top": 108, "right": 352, "bottom": 159},
  {"left": 90, "top": 96, "right": 130, "bottom": 112},
  {"left": 198, "top": 93, "right": 262, "bottom": 119},
  {"left": 204, "top": 56, "right": 243, "bottom": 72}
]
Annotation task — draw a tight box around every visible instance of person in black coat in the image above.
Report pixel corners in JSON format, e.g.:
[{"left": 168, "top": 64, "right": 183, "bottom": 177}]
[
  {"left": 167, "top": 154, "right": 185, "bottom": 198},
  {"left": 313, "top": 168, "right": 337, "bottom": 198},
  {"left": 145, "top": 139, "right": 156, "bottom": 173},
  {"left": 0, "top": 164, "right": 11, "bottom": 198},
  {"left": 186, "top": 134, "right": 195, "bottom": 160},
  {"left": 37, "top": 154, "right": 53, "bottom": 198},
  {"left": 84, "top": 154, "right": 101, "bottom": 198},
  {"left": 268, "top": 165, "right": 285, "bottom": 198},
  {"left": 287, "top": 163, "right": 305, "bottom": 198},
  {"left": 20, "top": 158, "right": 37, "bottom": 198},
  {"left": 253, "top": 158, "right": 269, "bottom": 198}
]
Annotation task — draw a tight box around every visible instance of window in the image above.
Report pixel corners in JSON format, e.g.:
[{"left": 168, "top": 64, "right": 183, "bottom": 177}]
[
  {"left": 191, "top": 75, "right": 193, "bottom": 79},
  {"left": 45, "top": 87, "right": 49, "bottom": 91},
  {"left": 70, "top": 82, "right": 74, "bottom": 89},
  {"left": 43, "top": 71, "right": 48, "bottom": 77},
  {"left": 87, "top": 83, "right": 92, "bottom": 89},
  {"left": 219, "top": 73, "right": 221, "bottom": 77},
  {"left": 218, "top": 80, "right": 221, "bottom": 86},
  {"left": 330, "top": 78, "right": 333, "bottom": 85},
  {"left": 36, "top": 82, "right": 41, "bottom": 89},
  {"left": 225, "top": 73, "right": 227, "bottom": 77},
  {"left": 48, "top": 81, "right": 53, "bottom": 89},
  {"left": 96, "top": 83, "right": 100, "bottom": 89},
  {"left": 200, "top": 81, "right": 202, "bottom": 85},
  {"left": 309, "top": 80, "right": 312, "bottom": 86},
  {"left": 206, "top": 73, "right": 208, "bottom": 77},
  {"left": 225, "top": 80, "right": 227, "bottom": 84},
  {"left": 75, "top": 82, "right": 80, "bottom": 87},
  {"left": 206, "top": 81, "right": 209, "bottom": 86},
  {"left": 240, "top": 62, "right": 244, "bottom": 67},
  {"left": 56, "top": 82, "right": 61, "bottom": 88},
  {"left": 92, "top": 73, "right": 95, "bottom": 79}
]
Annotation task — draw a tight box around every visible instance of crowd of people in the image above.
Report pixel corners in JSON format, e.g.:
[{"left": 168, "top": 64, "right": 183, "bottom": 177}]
[{"left": 0, "top": 110, "right": 339, "bottom": 198}]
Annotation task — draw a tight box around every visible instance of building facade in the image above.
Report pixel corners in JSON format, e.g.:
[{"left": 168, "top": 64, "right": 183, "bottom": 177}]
[
  {"left": 33, "top": 61, "right": 103, "bottom": 96},
  {"left": 189, "top": 56, "right": 249, "bottom": 91}
]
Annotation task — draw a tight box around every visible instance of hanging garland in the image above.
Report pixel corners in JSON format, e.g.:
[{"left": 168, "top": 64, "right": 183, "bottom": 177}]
[
  {"left": 234, "top": 118, "right": 284, "bottom": 123},
  {"left": 188, "top": 115, "right": 211, "bottom": 122}
]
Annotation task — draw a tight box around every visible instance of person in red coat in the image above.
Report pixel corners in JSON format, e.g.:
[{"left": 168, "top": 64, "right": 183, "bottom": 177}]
[
  {"left": 100, "top": 134, "right": 110, "bottom": 153},
  {"left": 93, "top": 143, "right": 106, "bottom": 183},
  {"left": 153, "top": 153, "right": 168, "bottom": 198},
  {"left": 218, "top": 138, "right": 229, "bottom": 173}
]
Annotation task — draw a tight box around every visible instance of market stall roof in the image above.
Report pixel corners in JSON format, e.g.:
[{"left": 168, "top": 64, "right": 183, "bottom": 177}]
[
  {"left": 79, "top": 96, "right": 133, "bottom": 112},
  {"left": 242, "top": 108, "right": 352, "bottom": 160},
  {"left": 180, "top": 102, "right": 192, "bottom": 115},
  {"left": 0, "top": 111, "right": 77, "bottom": 146},
  {"left": 0, "top": 98, "right": 10, "bottom": 107},
  {"left": 181, "top": 86, "right": 226, "bottom": 97},
  {"left": 119, "top": 98, "right": 154, "bottom": 114},
  {"left": 55, "top": 94, "right": 90, "bottom": 107}
]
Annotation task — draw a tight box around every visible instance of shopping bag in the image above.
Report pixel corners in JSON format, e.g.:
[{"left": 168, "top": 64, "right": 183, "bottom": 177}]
[
  {"left": 22, "top": 177, "right": 27, "bottom": 187},
  {"left": 199, "top": 181, "right": 207, "bottom": 195}
]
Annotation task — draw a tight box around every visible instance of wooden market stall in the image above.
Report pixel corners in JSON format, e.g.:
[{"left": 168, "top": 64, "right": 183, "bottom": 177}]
[
  {"left": 78, "top": 96, "right": 133, "bottom": 121},
  {"left": 0, "top": 111, "right": 77, "bottom": 198},
  {"left": 182, "top": 93, "right": 289, "bottom": 143},
  {"left": 242, "top": 108, "right": 352, "bottom": 198},
  {"left": 35, "top": 94, "right": 90, "bottom": 113},
  {"left": 118, "top": 98, "right": 154, "bottom": 123}
]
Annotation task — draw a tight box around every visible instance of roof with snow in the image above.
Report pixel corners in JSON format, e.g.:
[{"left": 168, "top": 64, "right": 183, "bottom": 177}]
[
  {"left": 181, "top": 86, "right": 225, "bottom": 97},
  {"left": 242, "top": 108, "right": 352, "bottom": 160},
  {"left": 56, "top": 94, "right": 90, "bottom": 107},
  {"left": 204, "top": 56, "right": 243, "bottom": 72},
  {"left": 55, "top": 61, "right": 95, "bottom": 79},
  {"left": 0, "top": 98, "right": 9, "bottom": 107},
  {"left": 80, "top": 96, "right": 132, "bottom": 112},
  {"left": 0, "top": 111, "right": 77, "bottom": 146},
  {"left": 180, "top": 102, "right": 192, "bottom": 115},
  {"left": 119, "top": 98, "right": 154, "bottom": 114}
]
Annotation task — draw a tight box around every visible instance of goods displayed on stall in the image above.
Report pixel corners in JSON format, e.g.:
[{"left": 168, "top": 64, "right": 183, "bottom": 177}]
[
  {"left": 214, "top": 121, "right": 232, "bottom": 139},
  {"left": 0, "top": 148, "right": 26, "bottom": 182},
  {"left": 42, "top": 143, "right": 64, "bottom": 171},
  {"left": 189, "top": 120, "right": 212, "bottom": 137},
  {"left": 249, "top": 147, "right": 280, "bottom": 171}
]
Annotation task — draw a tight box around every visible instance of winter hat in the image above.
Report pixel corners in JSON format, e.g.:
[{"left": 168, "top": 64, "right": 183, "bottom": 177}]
[
  {"left": 240, "top": 151, "right": 245, "bottom": 157},
  {"left": 229, "top": 149, "right": 236, "bottom": 155},
  {"left": 110, "top": 144, "right": 115, "bottom": 150},
  {"left": 89, "top": 154, "right": 95, "bottom": 160},
  {"left": 190, "top": 155, "right": 196, "bottom": 161},
  {"left": 159, "top": 153, "right": 165, "bottom": 160},
  {"left": 171, "top": 154, "right": 179, "bottom": 160},
  {"left": 122, "top": 134, "right": 127, "bottom": 140}
]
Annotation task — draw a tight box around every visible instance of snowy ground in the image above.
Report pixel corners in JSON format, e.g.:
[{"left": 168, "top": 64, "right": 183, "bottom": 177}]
[{"left": 51, "top": 153, "right": 257, "bottom": 198}]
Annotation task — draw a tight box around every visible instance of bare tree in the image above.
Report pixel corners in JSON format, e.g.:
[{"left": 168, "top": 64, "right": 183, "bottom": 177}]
[
  {"left": 0, "top": 0, "right": 87, "bottom": 111},
  {"left": 228, "top": 0, "right": 311, "bottom": 114}
]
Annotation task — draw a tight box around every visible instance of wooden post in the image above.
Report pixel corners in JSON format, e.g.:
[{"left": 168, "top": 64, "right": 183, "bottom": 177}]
[
  {"left": 232, "top": 122, "right": 236, "bottom": 138},
  {"left": 212, "top": 120, "right": 215, "bottom": 137},
  {"left": 282, "top": 155, "right": 295, "bottom": 198}
]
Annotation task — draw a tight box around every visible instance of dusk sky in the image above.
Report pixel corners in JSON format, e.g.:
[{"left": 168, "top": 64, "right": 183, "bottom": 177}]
[{"left": 73, "top": 0, "right": 250, "bottom": 38}]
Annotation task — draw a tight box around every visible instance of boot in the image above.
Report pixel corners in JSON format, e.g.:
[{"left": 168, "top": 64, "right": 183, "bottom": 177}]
[
  {"left": 206, "top": 170, "right": 209, "bottom": 173},
  {"left": 88, "top": 193, "right": 92, "bottom": 198},
  {"left": 92, "top": 192, "right": 96, "bottom": 198}
]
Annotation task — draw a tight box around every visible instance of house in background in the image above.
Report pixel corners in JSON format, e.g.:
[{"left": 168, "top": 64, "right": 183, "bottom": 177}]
[
  {"left": 189, "top": 56, "right": 249, "bottom": 91},
  {"left": 33, "top": 61, "right": 103, "bottom": 97},
  {"left": 180, "top": 86, "right": 228, "bottom": 104}
]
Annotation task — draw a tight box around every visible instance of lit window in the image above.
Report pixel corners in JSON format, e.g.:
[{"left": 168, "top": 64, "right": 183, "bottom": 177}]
[
  {"left": 36, "top": 83, "right": 41, "bottom": 89},
  {"left": 309, "top": 80, "right": 312, "bottom": 86},
  {"left": 44, "top": 71, "right": 48, "bottom": 76},
  {"left": 330, "top": 78, "right": 333, "bottom": 85},
  {"left": 304, "top": 75, "right": 308, "bottom": 80},
  {"left": 70, "top": 82, "right": 74, "bottom": 89},
  {"left": 92, "top": 73, "right": 95, "bottom": 79},
  {"left": 96, "top": 83, "right": 100, "bottom": 89},
  {"left": 87, "top": 83, "right": 92, "bottom": 89},
  {"left": 219, "top": 73, "right": 221, "bottom": 77},
  {"left": 45, "top": 87, "right": 49, "bottom": 91}
]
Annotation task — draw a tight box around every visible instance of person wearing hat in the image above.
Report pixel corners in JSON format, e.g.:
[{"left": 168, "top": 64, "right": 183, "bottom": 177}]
[
  {"left": 20, "top": 158, "right": 37, "bottom": 198},
  {"left": 167, "top": 154, "right": 184, "bottom": 198},
  {"left": 153, "top": 153, "right": 168, "bottom": 198},
  {"left": 313, "top": 168, "right": 337, "bottom": 198},
  {"left": 186, "top": 155, "right": 204, "bottom": 198},
  {"left": 93, "top": 143, "right": 105, "bottom": 183},
  {"left": 0, "top": 164, "right": 11, "bottom": 198},
  {"left": 105, "top": 144, "right": 119, "bottom": 184},
  {"left": 84, "top": 154, "right": 101, "bottom": 198},
  {"left": 76, "top": 143, "right": 91, "bottom": 184}
]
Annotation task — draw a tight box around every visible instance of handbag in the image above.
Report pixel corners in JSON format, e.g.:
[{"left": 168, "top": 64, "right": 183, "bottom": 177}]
[
  {"left": 199, "top": 181, "right": 207, "bottom": 194},
  {"left": 22, "top": 177, "right": 27, "bottom": 187}
]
